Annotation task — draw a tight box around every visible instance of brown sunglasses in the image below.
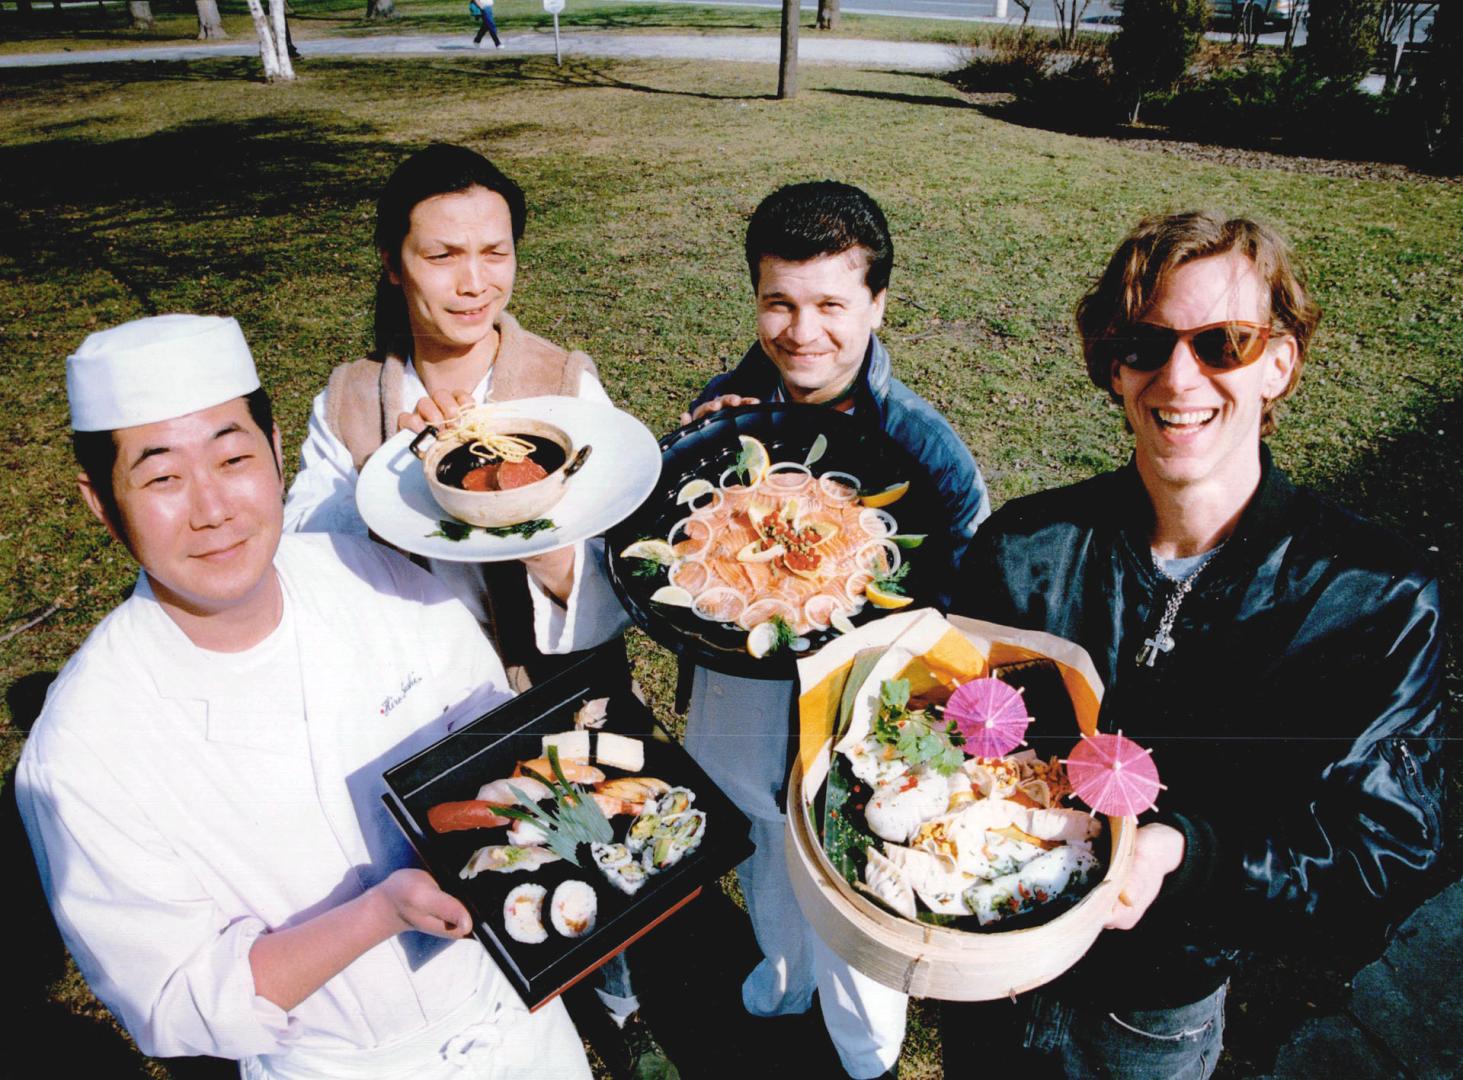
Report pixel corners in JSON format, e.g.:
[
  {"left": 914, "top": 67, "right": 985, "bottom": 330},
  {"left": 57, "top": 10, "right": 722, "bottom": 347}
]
[{"left": 1108, "top": 320, "right": 1273, "bottom": 373}]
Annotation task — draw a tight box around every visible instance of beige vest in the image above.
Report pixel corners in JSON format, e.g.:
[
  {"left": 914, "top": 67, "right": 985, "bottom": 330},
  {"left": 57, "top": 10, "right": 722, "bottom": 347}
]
[
  {"left": 322, "top": 312, "right": 597, "bottom": 690},
  {"left": 324, "top": 311, "right": 596, "bottom": 470}
]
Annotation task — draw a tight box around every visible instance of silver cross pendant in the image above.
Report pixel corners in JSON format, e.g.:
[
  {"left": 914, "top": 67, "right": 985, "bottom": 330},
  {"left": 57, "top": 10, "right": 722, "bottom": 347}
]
[{"left": 1136, "top": 633, "right": 1174, "bottom": 667}]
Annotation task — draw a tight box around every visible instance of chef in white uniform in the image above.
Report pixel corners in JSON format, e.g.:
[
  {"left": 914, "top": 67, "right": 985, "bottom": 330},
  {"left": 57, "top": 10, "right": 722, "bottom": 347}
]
[{"left": 16, "top": 314, "right": 592, "bottom": 1080}]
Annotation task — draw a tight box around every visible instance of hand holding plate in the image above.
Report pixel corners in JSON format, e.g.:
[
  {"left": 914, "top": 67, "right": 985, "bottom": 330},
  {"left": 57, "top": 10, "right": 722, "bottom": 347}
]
[{"left": 679, "top": 394, "right": 761, "bottom": 427}]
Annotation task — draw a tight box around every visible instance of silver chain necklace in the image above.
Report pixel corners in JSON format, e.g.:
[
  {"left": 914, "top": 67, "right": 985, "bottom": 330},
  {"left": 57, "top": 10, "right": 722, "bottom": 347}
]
[{"left": 1135, "top": 543, "right": 1226, "bottom": 667}]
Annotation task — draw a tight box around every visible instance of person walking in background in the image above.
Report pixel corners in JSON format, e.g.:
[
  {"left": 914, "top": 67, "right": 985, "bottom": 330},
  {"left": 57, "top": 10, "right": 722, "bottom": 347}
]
[{"left": 472, "top": 0, "right": 502, "bottom": 48}]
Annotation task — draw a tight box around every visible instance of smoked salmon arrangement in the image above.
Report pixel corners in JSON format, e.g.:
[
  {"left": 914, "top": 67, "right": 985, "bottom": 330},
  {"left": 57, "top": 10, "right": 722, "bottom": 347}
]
[{"left": 609, "top": 406, "right": 947, "bottom": 674}]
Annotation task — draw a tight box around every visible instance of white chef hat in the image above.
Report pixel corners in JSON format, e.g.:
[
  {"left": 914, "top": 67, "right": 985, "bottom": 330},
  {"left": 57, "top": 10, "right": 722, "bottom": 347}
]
[{"left": 67, "top": 314, "right": 261, "bottom": 432}]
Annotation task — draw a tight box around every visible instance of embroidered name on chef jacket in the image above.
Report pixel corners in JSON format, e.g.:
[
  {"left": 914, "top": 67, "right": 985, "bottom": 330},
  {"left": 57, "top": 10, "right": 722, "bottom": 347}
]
[{"left": 379, "top": 672, "right": 423, "bottom": 717}]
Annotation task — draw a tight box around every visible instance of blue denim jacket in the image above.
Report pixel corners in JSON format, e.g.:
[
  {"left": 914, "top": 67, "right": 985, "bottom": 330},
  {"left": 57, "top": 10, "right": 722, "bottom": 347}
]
[{"left": 693, "top": 334, "right": 991, "bottom": 584}]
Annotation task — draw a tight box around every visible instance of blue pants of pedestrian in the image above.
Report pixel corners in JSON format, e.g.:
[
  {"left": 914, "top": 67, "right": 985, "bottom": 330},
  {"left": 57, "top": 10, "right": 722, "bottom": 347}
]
[{"left": 473, "top": 8, "right": 500, "bottom": 45}]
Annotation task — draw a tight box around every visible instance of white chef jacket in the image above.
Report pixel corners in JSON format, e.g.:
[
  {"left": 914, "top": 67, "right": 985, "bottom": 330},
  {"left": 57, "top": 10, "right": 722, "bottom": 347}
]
[
  {"left": 282, "top": 359, "right": 615, "bottom": 655},
  {"left": 16, "top": 534, "right": 544, "bottom": 1063}
]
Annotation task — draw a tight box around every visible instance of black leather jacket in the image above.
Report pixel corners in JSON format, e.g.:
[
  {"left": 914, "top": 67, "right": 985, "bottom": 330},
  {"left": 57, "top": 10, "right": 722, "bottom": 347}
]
[{"left": 953, "top": 448, "right": 1446, "bottom": 1008}]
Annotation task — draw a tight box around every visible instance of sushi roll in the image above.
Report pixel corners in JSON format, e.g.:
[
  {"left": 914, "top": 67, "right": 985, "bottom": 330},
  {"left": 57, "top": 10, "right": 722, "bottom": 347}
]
[
  {"left": 626, "top": 810, "right": 660, "bottom": 854},
  {"left": 602, "top": 859, "right": 649, "bottom": 896},
  {"left": 550, "top": 880, "right": 598, "bottom": 938},
  {"left": 592, "top": 842, "right": 632, "bottom": 870},
  {"left": 642, "top": 809, "right": 707, "bottom": 872},
  {"left": 653, "top": 786, "right": 696, "bottom": 818},
  {"left": 503, "top": 884, "right": 549, "bottom": 944}
]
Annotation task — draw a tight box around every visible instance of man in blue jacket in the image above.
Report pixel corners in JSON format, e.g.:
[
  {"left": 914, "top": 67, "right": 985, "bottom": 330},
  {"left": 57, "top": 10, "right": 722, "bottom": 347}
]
[{"left": 681, "top": 181, "right": 990, "bottom": 1078}]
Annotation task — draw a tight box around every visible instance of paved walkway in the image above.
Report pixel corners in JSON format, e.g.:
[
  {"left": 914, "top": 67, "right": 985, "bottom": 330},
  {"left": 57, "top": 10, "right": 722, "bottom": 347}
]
[
  {"left": 0, "top": 30, "right": 962, "bottom": 71},
  {"left": 1262, "top": 880, "right": 1463, "bottom": 1080}
]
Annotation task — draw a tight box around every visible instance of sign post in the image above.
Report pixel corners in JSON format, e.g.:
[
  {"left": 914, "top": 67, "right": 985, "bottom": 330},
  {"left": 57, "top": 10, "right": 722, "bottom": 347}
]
[{"left": 543, "top": 0, "right": 564, "bottom": 65}]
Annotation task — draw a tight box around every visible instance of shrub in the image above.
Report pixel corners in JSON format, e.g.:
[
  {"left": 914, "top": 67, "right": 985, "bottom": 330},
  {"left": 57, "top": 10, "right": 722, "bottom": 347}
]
[
  {"left": 1304, "top": 0, "right": 1385, "bottom": 84},
  {"left": 1413, "top": 1, "right": 1461, "bottom": 170},
  {"left": 950, "top": 28, "right": 1114, "bottom": 130},
  {"left": 1110, "top": 0, "right": 1211, "bottom": 121}
]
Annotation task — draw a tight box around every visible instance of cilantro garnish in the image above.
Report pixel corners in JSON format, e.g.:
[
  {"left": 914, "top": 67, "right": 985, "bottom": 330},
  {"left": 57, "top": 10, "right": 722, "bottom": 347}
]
[
  {"left": 870, "top": 677, "right": 965, "bottom": 775},
  {"left": 734, "top": 442, "right": 758, "bottom": 483},
  {"left": 872, "top": 561, "right": 912, "bottom": 596},
  {"left": 770, "top": 615, "right": 799, "bottom": 653}
]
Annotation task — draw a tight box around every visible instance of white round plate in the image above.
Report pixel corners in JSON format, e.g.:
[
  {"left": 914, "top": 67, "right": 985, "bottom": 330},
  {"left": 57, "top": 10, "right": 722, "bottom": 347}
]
[{"left": 356, "top": 396, "right": 662, "bottom": 562}]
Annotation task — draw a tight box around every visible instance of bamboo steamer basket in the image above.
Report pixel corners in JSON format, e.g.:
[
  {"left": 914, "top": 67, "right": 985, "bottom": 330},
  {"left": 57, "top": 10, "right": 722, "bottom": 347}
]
[{"left": 786, "top": 762, "right": 1135, "bottom": 1000}]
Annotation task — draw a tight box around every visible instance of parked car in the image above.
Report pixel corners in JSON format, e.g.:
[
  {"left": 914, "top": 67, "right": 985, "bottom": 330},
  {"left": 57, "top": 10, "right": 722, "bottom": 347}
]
[{"left": 1211, "top": 0, "right": 1299, "bottom": 35}]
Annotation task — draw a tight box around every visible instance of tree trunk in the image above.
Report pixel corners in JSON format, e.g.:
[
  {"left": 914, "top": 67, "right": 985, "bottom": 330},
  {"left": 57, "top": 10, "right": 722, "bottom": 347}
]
[
  {"left": 195, "top": 0, "right": 228, "bottom": 39},
  {"left": 243, "top": 0, "right": 295, "bottom": 80},
  {"left": 778, "top": 0, "right": 799, "bottom": 98},
  {"left": 366, "top": 0, "right": 396, "bottom": 19},
  {"left": 817, "top": 0, "right": 840, "bottom": 31},
  {"left": 128, "top": 0, "right": 156, "bottom": 29},
  {"left": 268, "top": 0, "right": 296, "bottom": 77}
]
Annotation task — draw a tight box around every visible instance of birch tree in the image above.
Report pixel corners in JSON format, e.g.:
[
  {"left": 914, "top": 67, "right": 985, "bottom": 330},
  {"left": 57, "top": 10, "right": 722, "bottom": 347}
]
[
  {"left": 817, "top": 0, "right": 840, "bottom": 30},
  {"left": 196, "top": 0, "right": 228, "bottom": 39},
  {"left": 128, "top": 0, "right": 155, "bottom": 29},
  {"left": 367, "top": 0, "right": 397, "bottom": 18},
  {"left": 244, "top": 0, "right": 295, "bottom": 81}
]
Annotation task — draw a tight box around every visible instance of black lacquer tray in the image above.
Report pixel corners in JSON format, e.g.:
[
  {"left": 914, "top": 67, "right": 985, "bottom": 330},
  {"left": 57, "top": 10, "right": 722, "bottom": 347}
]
[{"left": 383, "top": 651, "right": 753, "bottom": 1009}]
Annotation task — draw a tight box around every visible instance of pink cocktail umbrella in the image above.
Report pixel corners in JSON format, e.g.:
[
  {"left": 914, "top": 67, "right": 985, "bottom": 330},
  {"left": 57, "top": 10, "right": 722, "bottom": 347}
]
[
  {"left": 1062, "top": 730, "right": 1165, "bottom": 817},
  {"left": 946, "top": 677, "right": 1032, "bottom": 759}
]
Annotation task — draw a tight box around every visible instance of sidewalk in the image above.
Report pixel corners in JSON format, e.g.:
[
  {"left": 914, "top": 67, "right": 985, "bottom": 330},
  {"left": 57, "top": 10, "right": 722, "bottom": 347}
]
[
  {"left": 0, "top": 30, "right": 962, "bottom": 71},
  {"left": 1261, "top": 879, "right": 1463, "bottom": 1080}
]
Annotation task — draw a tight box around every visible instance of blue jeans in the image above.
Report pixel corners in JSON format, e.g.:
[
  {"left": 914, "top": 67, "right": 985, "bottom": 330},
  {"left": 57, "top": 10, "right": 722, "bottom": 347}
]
[
  {"left": 943, "top": 982, "right": 1227, "bottom": 1080},
  {"left": 472, "top": 8, "right": 500, "bottom": 45}
]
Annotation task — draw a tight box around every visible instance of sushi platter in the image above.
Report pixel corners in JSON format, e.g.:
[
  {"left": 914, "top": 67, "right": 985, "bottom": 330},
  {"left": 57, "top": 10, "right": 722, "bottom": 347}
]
[
  {"left": 606, "top": 404, "right": 952, "bottom": 679},
  {"left": 382, "top": 650, "right": 754, "bottom": 1010}
]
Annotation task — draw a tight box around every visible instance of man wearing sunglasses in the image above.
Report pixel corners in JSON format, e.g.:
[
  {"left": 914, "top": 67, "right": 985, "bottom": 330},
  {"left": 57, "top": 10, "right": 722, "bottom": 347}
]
[{"left": 946, "top": 211, "right": 1445, "bottom": 1078}]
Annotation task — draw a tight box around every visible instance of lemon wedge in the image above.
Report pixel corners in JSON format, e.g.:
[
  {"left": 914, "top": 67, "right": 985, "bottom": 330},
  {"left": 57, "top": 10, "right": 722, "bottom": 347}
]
[
  {"left": 738, "top": 435, "right": 771, "bottom": 486},
  {"left": 830, "top": 610, "right": 857, "bottom": 635},
  {"left": 889, "top": 534, "right": 926, "bottom": 549},
  {"left": 865, "top": 582, "right": 914, "bottom": 610},
  {"left": 802, "top": 433, "right": 828, "bottom": 468},
  {"left": 804, "top": 519, "right": 840, "bottom": 545},
  {"left": 621, "top": 539, "right": 676, "bottom": 565},
  {"left": 746, "top": 621, "right": 780, "bottom": 658},
  {"left": 677, "top": 478, "right": 715, "bottom": 506},
  {"left": 860, "top": 481, "right": 910, "bottom": 509},
  {"left": 650, "top": 585, "right": 694, "bottom": 607},
  {"left": 736, "top": 541, "right": 785, "bottom": 563}
]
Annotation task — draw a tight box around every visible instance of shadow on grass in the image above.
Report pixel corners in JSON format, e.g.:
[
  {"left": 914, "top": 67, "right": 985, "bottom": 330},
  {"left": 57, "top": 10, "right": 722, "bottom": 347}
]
[
  {"left": 820, "top": 83, "right": 980, "bottom": 111},
  {"left": 0, "top": 112, "right": 422, "bottom": 310},
  {"left": 320, "top": 54, "right": 776, "bottom": 101}
]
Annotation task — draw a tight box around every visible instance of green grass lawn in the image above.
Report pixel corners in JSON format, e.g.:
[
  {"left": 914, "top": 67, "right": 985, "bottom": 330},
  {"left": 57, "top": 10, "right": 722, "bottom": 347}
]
[
  {"left": 0, "top": 49, "right": 1459, "bottom": 1080},
  {"left": 0, "top": 0, "right": 987, "bottom": 53}
]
